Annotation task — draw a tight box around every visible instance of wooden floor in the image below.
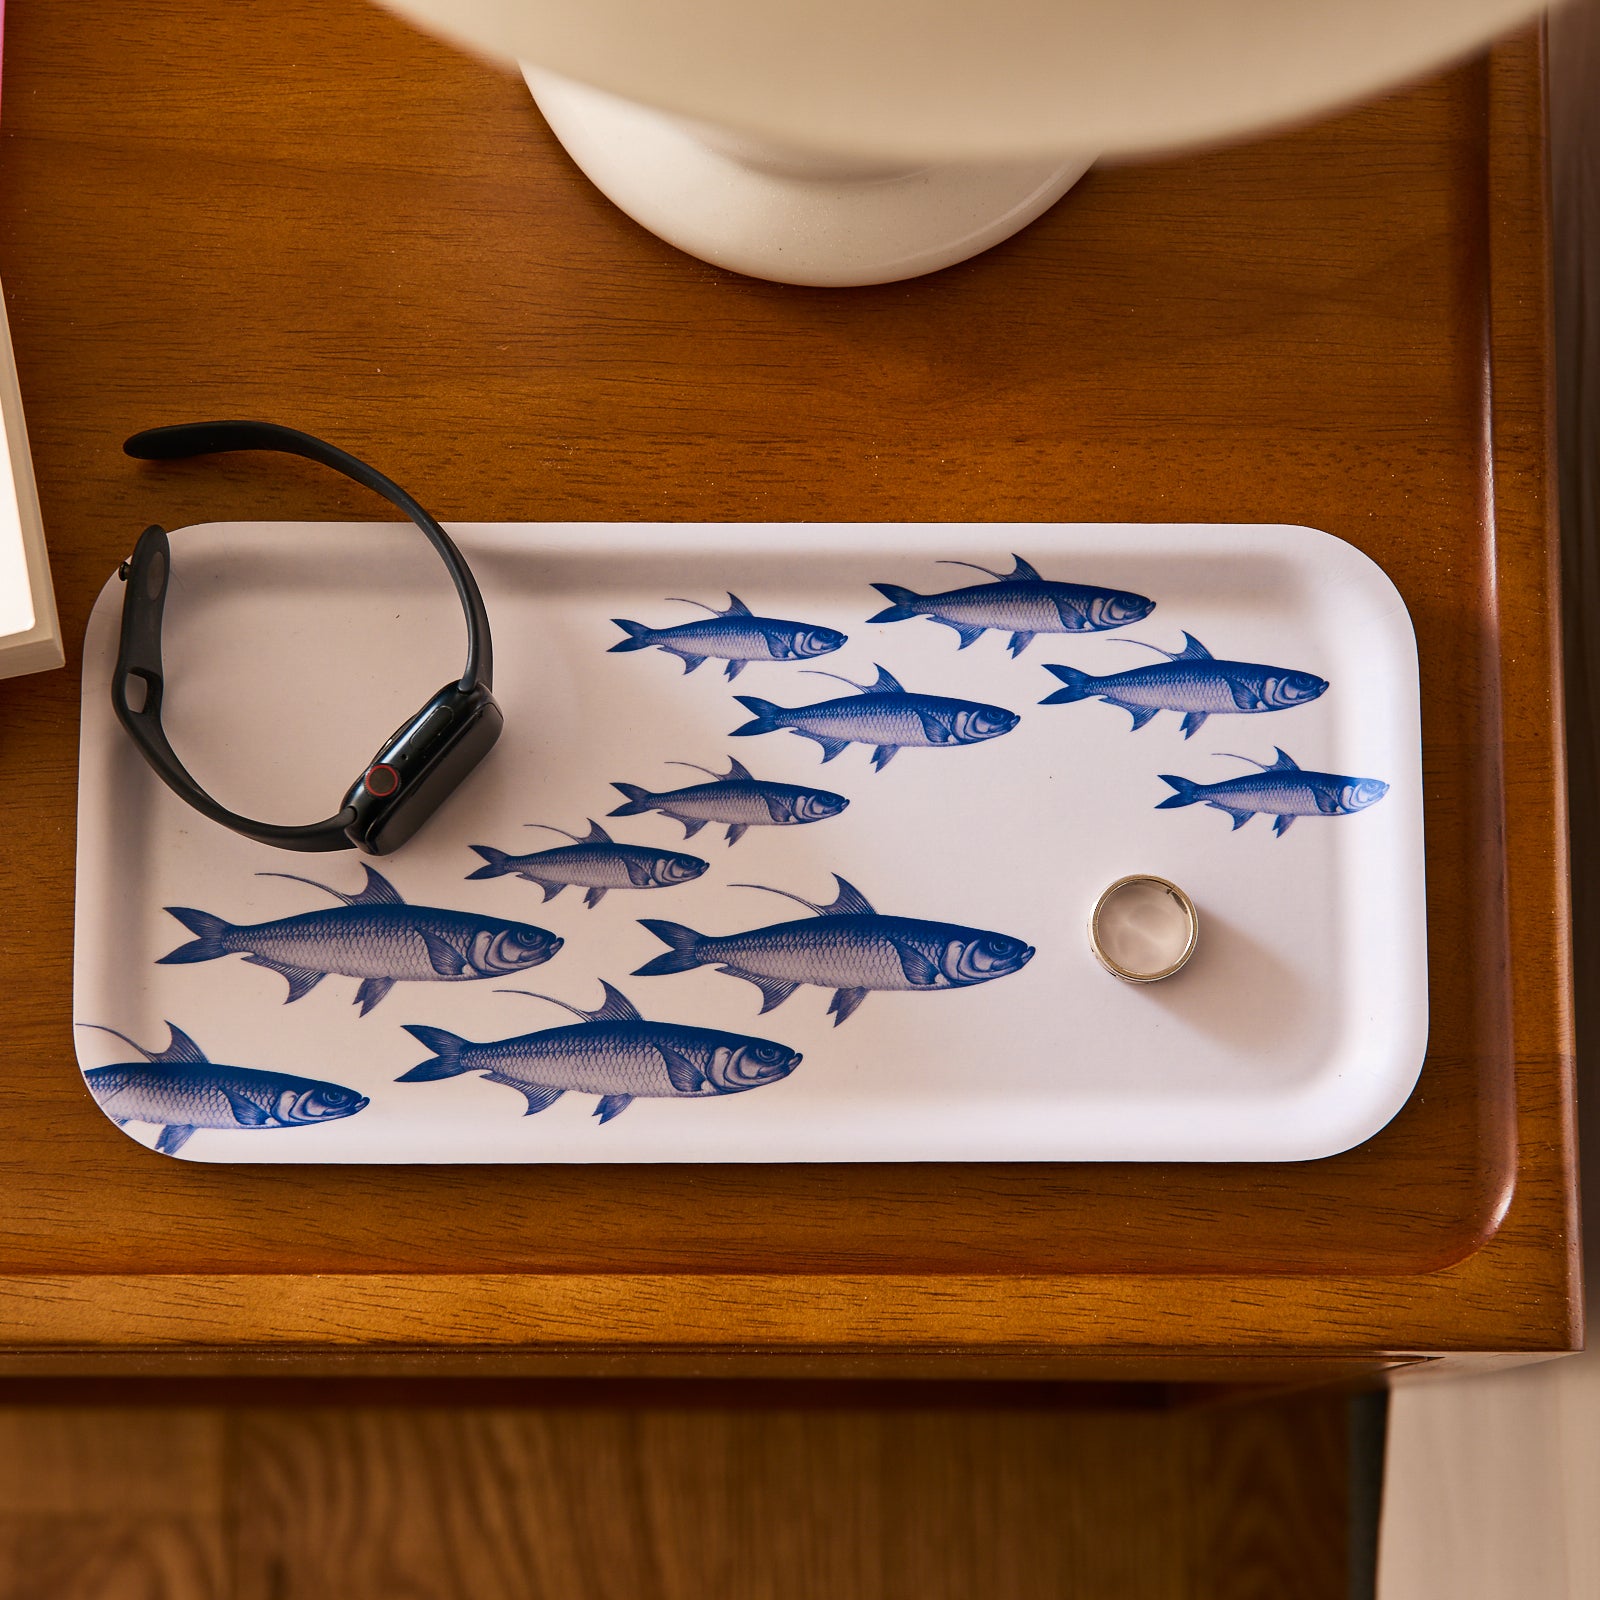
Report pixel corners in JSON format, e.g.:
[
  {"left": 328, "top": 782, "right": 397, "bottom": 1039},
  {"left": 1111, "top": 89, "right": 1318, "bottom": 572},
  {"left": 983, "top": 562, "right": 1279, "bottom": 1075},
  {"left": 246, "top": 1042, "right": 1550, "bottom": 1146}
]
[{"left": 0, "top": 1384, "right": 1348, "bottom": 1599}]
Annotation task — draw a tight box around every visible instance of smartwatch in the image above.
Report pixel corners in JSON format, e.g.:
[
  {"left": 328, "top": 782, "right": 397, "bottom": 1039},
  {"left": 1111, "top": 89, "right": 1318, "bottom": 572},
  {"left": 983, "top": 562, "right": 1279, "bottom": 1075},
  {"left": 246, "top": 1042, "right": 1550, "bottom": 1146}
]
[{"left": 112, "top": 420, "right": 503, "bottom": 855}]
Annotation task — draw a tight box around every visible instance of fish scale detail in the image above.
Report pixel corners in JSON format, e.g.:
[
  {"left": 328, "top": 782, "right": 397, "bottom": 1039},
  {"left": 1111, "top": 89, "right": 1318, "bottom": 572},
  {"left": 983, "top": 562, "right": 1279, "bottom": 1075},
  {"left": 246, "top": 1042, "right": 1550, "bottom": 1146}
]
[
  {"left": 396, "top": 982, "right": 801, "bottom": 1123},
  {"left": 1039, "top": 632, "right": 1329, "bottom": 738},
  {"left": 634, "top": 875, "right": 1034, "bottom": 1025},
  {"left": 157, "top": 865, "right": 561, "bottom": 1014},
  {"left": 869, "top": 554, "right": 1154, "bottom": 656}
]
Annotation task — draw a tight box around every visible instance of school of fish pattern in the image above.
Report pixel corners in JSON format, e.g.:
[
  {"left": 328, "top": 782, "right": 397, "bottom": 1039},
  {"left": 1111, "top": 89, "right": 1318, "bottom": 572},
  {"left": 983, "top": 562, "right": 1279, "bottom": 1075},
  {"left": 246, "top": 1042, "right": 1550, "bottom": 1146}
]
[
  {"left": 731, "top": 664, "right": 1019, "bottom": 771},
  {"left": 1156, "top": 748, "right": 1389, "bottom": 836},
  {"left": 396, "top": 982, "right": 801, "bottom": 1123},
  {"left": 634, "top": 874, "right": 1035, "bottom": 1026},
  {"left": 467, "top": 819, "right": 707, "bottom": 906},
  {"left": 1039, "top": 632, "right": 1329, "bottom": 739},
  {"left": 609, "top": 594, "right": 846, "bottom": 680},
  {"left": 80, "top": 1022, "right": 368, "bottom": 1155},
  {"left": 869, "top": 554, "right": 1154, "bottom": 656},
  {"left": 609, "top": 756, "right": 848, "bottom": 846},
  {"left": 103, "top": 550, "right": 1398, "bottom": 1155},
  {"left": 158, "top": 865, "right": 562, "bottom": 1015}
]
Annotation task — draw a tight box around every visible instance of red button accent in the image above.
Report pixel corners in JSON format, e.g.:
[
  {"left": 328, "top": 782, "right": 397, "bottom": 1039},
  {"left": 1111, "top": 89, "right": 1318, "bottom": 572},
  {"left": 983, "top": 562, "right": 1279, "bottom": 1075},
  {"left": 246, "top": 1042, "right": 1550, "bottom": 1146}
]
[{"left": 365, "top": 763, "right": 400, "bottom": 797}]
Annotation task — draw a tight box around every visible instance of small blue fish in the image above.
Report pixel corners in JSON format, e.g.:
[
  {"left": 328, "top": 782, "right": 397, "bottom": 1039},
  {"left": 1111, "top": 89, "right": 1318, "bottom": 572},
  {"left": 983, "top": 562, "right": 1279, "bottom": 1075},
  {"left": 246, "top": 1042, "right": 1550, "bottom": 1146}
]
[
  {"left": 467, "top": 819, "right": 707, "bottom": 907},
  {"left": 1039, "top": 633, "right": 1328, "bottom": 738},
  {"left": 396, "top": 981, "right": 801, "bottom": 1123},
  {"left": 1156, "top": 748, "right": 1389, "bottom": 836},
  {"left": 635, "top": 874, "right": 1034, "bottom": 1025},
  {"left": 158, "top": 865, "right": 562, "bottom": 1015},
  {"left": 609, "top": 594, "right": 846, "bottom": 680},
  {"left": 732, "top": 664, "right": 1019, "bottom": 772},
  {"left": 80, "top": 1022, "right": 368, "bottom": 1155},
  {"left": 870, "top": 554, "right": 1154, "bottom": 656},
  {"left": 609, "top": 756, "right": 849, "bottom": 846}
]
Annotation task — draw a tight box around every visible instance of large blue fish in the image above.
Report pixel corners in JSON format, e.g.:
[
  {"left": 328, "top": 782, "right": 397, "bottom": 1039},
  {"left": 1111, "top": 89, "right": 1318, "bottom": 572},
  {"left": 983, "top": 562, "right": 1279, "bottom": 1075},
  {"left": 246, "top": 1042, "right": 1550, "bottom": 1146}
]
[
  {"left": 609, "top": 756, "right": 848, "bottom": 847},
  {"left": 396, "top": 981, "right": 801, "bottom": 1123},
  {"left": 80, "top": 1022, "right": 368, "bottom": 1155},
  {"left": 1156, "top": 748, "right": 1389, "bottom": 836},
  {"left": 609, "top": 594, "right": 846, "bottom": 680},
  {"left": 731, "top": 664, "right": 1018, "bottom": 772},
  {"left": 1039, "top": 633, "right": 1328, "bottom": 738},
  {"left": 467, "top": 819, "right": 707, "bottom": 907},
  {"left": 635, "top": 874, "right": 1034, "bottom": 1025},
  {"left": 158, "top": 865, "right": 562, "bottom": 1015},
  {"left": 870, "top": 554, "right": 1154, "bottom": 657}
]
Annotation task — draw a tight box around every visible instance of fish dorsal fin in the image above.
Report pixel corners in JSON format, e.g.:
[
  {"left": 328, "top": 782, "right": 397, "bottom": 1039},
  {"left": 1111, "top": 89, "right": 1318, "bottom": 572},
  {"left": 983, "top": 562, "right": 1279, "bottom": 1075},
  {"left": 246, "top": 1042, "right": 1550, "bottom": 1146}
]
[
  {"left": 155, "top": 1022, "right": 211, "bottom": 1065},
  {"left": 819, "top": 875, "right": 876, "bottom": 915},
  {"left": 78, "top": 1021, "right": 210, "bottom": 1067},
  {"left": 720, "top": 593, "right": 753, "bottom": 616},
  {"left": 935, "top": 555, "right": 1041, "bottom": 583},
  {"left": 800, "top": 664, "right": 905, "bottom": 697},
  {"left": 524, "top": 820, "right": 586, "bottom": 844},
  {"left": 352, "top": 865, "right": 405, "bottom": 904},
  {"left": 722, "top": 756, "right": 754, "bottom": 781},
  {"left": 732, "top": 873, "right": 876, "bottom": 918},
  {"left": 258, "top": 866, "right": 405, "bottom": 907},
  {"left": 588, "top": 981, "right": 643, "bottom": 1023},
  {"left": 497, "top": 982, "right": 642, "bottom": 1024},
  {"left": 578, "top": 819, "right": 614, "bottom": 845},
  {"left": 1171, "top": 633, "right": 1213, "bottom": 661},
  {"left": 1219, "top": 747, "right": 1300, "bottom": 772}
]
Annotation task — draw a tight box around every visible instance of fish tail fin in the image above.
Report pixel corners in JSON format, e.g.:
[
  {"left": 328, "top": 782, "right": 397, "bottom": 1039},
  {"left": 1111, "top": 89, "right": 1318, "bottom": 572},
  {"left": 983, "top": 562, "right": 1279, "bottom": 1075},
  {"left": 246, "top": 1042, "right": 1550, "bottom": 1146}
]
[
  {"left": 730, "top": 696, "right": 782, "bottom": 736},
  {"left": 608, "top": 619, "right": 656, "bottom": 652},
  {"left": 633, "top": 920, "right": 707, "bottom": 976},
  {"left": 397, "top": 1025, "right": 473, "bottom": 1081},
  {"left": 607, "top": 782, "right": 655, "bottom": 816},
  {"left": 867, "top": 583, "right": 922, "bottom": 622},
  {"left": 156, "top": 907, "right": 233, "bottom": 964},
  {"left": 1039, "top": 664, "right": 1093, "bottom": 705},
  {"left": 1155, "top": 775, "right": 1202, "bottom": 809},
  {"left": 465, "top": 845, "right": 511, "bottom": 880}
]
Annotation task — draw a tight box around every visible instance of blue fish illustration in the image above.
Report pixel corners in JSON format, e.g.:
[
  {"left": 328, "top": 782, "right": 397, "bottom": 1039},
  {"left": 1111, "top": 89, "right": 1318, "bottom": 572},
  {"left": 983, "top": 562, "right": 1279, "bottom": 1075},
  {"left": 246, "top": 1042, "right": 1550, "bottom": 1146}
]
[
  {"left": 396, "top": 981, "right": 801, "bottom": 1123},
  {"left": 467, "top": 819, "right": 707, "bottom": 907},
  {"left": 634, "top": 874, "right": 1034, "bottom": 1025},
  {"left": 731, "top": 664, "right": 1019, "bottom": 772},
  {"left": 1156, "top": 748, "right": 1390, "bottom": 836},
  {"left": 1039, "top": 633, "right": 1329, "bottom": 738},
  {"left": 79, "top": 1022, "right": 369, "bottom": 1155},
  {"left": 609, "top": 756, "right": 849, "bottom": 846},
  {"left": 869, "top": 555, "right": 1155, "bottom": 657},
  {"left": 609, "top": 594, "right": 846, "bottom": 680},
  {"left": 158, "top": 865, "right": 562, "bottom": 1015}
]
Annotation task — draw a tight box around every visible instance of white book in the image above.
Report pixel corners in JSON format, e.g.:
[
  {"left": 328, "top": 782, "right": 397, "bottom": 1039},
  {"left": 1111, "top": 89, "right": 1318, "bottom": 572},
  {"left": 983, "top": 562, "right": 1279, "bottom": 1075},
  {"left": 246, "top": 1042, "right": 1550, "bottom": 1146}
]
[{"left": 0, "top": 280, "right": 62, "bottom": 680}]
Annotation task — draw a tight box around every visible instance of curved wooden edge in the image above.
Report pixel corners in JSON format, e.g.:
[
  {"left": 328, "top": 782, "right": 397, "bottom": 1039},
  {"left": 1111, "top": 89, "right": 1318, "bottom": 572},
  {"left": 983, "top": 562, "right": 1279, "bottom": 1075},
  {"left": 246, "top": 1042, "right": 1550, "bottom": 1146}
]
[{"left": 0, "top": 1239, "right": 1576, "bottom": 1356}]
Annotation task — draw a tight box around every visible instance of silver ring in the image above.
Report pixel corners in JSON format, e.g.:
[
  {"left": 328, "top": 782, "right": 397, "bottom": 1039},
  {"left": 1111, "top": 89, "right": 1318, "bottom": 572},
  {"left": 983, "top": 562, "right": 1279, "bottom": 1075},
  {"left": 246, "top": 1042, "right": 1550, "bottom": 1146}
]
[{"left": 1089, "top": 875, "right": 1199, "bottom": 983}]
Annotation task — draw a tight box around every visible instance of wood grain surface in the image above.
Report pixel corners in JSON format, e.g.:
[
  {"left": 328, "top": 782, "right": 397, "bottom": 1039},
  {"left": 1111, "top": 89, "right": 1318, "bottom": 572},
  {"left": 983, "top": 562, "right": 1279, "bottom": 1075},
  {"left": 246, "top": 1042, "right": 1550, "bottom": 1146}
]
[
  {"left": 0, "top": 1388, "right": 1349, "bottom": 1600},
  {"left": 0, "top": 0, "right": 1575, "bottom": 1369}
]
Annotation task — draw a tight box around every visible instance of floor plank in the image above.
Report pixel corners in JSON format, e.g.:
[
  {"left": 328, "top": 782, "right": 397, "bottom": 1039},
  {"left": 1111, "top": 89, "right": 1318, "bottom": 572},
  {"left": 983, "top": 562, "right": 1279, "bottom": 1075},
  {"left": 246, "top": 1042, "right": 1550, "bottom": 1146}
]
[
  {"left": 0, "top": 1516, "right": 224, "bottom": 1600},
  {"left": 227, "top": 1392, "right": 1346, "bottom": 1600}
]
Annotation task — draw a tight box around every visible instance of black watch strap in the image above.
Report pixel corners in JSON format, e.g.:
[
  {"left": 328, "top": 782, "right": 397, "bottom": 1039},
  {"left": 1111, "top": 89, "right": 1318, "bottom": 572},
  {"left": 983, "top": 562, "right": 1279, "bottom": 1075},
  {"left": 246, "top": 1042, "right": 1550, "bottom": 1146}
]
[{"left": 112, "top": 422, "right": 497, "bottom": 853}]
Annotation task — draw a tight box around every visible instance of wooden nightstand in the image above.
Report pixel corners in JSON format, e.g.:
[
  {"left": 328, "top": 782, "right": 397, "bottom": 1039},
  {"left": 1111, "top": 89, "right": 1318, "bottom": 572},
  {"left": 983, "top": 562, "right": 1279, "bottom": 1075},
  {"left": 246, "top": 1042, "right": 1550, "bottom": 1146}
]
[{"left": 0, "top": 0, "right": 1573, "bottom": 1381}]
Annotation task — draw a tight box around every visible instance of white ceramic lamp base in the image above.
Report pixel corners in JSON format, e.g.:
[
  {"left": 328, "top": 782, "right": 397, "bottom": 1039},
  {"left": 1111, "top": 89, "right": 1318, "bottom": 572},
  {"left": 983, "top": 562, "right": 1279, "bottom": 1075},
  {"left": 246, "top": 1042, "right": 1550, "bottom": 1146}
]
[{"left": 523, "top": 69, "right": 1094, "bottom": 288}]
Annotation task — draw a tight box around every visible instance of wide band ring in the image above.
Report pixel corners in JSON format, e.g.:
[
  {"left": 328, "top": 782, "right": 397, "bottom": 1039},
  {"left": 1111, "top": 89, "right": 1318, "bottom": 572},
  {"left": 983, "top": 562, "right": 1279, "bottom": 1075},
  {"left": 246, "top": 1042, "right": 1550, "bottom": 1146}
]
[{"left": 1089, "top": 875, "right": 1199, "bottom": 983}]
